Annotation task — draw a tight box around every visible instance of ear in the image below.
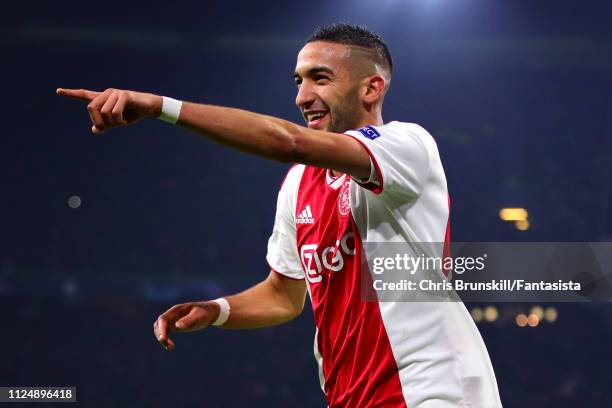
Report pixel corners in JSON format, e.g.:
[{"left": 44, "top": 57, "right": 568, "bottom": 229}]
[{"left": 361, "top": 75, "right": 386, "bottom": 104}]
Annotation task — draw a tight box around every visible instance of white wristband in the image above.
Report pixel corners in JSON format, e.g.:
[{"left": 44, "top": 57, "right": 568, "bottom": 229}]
[
  {"left": 211, "top": 297, "right": 230, "bottom": 326},
  {"left": 158, "top": 96, "right": 183, "bottom": 124}
]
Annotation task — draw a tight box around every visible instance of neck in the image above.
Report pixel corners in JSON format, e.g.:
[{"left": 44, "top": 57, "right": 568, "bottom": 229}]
[{"left": 355, "top": 110, "right": 384, "bottom": 129}]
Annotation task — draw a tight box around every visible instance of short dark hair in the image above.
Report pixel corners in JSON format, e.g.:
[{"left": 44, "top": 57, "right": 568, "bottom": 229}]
[{"left": 306, "top": 23, "right": 393, "bottom": 74}]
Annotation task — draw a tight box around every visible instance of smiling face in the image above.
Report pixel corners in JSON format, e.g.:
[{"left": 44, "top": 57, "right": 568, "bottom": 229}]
[{"left": 294, "top": 41, "right": 367, "bottom": 133}]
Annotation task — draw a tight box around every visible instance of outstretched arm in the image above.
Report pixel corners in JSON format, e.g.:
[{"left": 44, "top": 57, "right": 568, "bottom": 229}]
[
  {"left": 153, "top": 271, "right": 307, "bottom": 351},
  {"left": 56, "top": 87, "right": 371, "bottom": 180}
]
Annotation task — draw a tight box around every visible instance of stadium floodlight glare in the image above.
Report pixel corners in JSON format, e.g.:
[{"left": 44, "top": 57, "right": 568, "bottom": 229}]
[
  {"left": 527, "top": 314, "right": 540, "bottom": 327},
  {"left": 484, "top": 306, "right": 498, "bottom": 322},
  {"left": 471, "top": 307, "right": 484, "bottom": 322},
  {"left": 499, "top": 208, "right": 528, "bottom": 221},
  {"left": 515, "top": 314, "right": 528, "bottom": 327},
  {"left": 68, "top": 195, "right": 82, "bottom": 209},
  {"left": 544, "top": 307, "right": 558, "bottom": 323},
  {"left": 515, "top": 219, "right": 530, "bottom": 231},
  {"left": 530, "top": 306, "right": 544, "bottom": 320}
]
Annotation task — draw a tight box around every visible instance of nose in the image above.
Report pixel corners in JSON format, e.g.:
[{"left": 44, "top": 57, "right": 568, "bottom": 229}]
[{"left": 295, "top": 81, "right": 315, "bottom": 110}]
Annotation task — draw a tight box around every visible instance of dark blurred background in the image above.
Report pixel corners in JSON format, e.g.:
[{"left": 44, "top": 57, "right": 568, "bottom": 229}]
[{"left": 2, "top": 0, "right": 611, "bottom": 406}]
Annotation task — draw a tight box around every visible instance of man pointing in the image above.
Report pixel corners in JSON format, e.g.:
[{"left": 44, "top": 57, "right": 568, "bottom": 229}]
[{"left": 59, "top": 23, "right": 502, "bottom": 408}]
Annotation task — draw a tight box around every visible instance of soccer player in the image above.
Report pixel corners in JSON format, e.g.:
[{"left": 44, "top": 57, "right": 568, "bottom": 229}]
[{"left": 58, "top": 23, "right": 502, "bottom": 407}]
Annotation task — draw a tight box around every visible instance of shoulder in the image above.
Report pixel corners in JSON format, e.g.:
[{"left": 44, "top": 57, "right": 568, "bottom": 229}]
[
  {"left": 347, "top": 121, "right": 435, "bottom": 147},
  {"left": 381, "top": 121, "right": 436, "bottom": 145},
  {"left": 379, "top": 121, "right": 441, "bottom": 160}
]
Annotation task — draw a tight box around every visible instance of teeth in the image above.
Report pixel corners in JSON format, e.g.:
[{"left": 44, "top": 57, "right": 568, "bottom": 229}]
[{"left": 307, "top": 112, "right": 326, "bottom": 121}]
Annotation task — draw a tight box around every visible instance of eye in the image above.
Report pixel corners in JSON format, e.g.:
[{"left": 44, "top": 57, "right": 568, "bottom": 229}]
[
  {"left": 294, "top": 78, "right": 302, "bottom": 86},
  {"left": 315, "top": 75, "right": 330, "bottom": 83}
]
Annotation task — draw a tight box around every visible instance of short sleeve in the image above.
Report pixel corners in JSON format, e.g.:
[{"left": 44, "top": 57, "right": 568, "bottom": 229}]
[
  {"left": 345, "top": 122, "right": 431, "bottom": 199},
  {"left": 265, "top": 165, "right": 305, "bottom": 280}
]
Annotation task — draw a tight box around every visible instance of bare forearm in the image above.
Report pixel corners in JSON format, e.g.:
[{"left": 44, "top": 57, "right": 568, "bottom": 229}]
[
  {"left": 218, "top": 273, "right": 306, "bottom": 329},
  {"left": 178, "top": 102, "right": 304, "bottom": 163},
  {"left": 177, "top": 101, "right": 370, "bottom": 178}
]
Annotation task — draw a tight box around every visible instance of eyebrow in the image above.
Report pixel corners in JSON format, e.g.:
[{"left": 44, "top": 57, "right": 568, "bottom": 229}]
[{"left": 293, "top": 65, "right": 335, "bottom": 80}]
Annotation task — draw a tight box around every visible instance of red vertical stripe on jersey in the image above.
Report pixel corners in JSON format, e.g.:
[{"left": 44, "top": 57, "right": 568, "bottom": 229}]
[{"left": 295, "top": 166, "right": 407, "bottom": 408}]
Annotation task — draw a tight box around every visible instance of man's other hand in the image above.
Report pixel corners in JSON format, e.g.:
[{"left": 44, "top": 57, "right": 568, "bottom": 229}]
[{"left": 153, "top": 302, "right": 220, "bottom": 351}]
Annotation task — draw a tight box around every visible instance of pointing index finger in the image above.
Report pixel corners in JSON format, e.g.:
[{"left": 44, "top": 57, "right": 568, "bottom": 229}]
[{"left": 56, "top": 88, "right": 100, "bottom": 102}]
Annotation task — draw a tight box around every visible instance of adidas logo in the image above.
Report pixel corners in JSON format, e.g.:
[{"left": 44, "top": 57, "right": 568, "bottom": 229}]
[{"left": 296, "top": 205, "right": 315, "bottom": 224}]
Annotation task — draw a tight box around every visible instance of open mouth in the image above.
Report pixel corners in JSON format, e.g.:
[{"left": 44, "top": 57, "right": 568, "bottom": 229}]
[{"left": 305, "top": 111, "right": 329, "bottom": 127}]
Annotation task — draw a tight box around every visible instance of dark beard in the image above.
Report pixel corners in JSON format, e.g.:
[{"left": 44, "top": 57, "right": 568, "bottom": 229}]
[
  {"left": 326, "top": 87, "right": 362, "bottom": 133},
  {"left": 327, "top": 109, "right": 361, "bottom": 133}
]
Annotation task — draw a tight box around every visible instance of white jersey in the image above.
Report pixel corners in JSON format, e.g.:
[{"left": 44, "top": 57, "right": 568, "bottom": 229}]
[{"left": 266, "top": 121, "right": 502, "bottom": 407}]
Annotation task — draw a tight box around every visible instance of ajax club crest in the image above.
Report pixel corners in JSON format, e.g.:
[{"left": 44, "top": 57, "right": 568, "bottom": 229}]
[{"left": 338, "top": 178, "right": 351, "bottom": 217}]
